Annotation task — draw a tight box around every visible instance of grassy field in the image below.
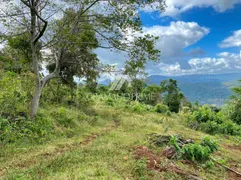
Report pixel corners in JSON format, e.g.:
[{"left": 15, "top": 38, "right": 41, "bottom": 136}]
[{"left": 0, "top": 101, "right": 241, "bottom": 180}]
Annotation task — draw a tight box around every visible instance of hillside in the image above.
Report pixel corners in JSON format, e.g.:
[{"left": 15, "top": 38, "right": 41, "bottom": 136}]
[
  {"left": 1, "top": 99, "right": 241, "bottom": 179},
  {"left": 100, "top": 73, "right": 241, "bottom": 106},
  {"left": 148, "top": 73, "right": 241, "bottom": 106}
]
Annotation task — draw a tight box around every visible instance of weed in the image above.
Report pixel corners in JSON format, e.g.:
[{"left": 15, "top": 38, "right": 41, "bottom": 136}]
[
  {"left": 154, "top": 104, "right": 169, "bottom": 114},
  {"left": 132, "top": 159, "right": 147, "bottom": 180}
]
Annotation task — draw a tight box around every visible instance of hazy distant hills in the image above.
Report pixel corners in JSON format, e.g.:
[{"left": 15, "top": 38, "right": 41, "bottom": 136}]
[
  {"left": 149, "top": 73, "right": 241, "bottom": 106},
  {"left": 99, "top": 73, "right": 241, "bottom": 106}
]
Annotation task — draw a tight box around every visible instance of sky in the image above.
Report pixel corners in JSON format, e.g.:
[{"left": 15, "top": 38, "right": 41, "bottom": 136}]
[{"left": 96, "top": 0, "right": 241, "bottom": 77}]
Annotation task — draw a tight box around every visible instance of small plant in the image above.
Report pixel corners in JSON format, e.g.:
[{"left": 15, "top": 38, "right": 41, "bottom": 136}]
[
  {"left": 105, "top": 98, "right": 114, "bottom": 106},
  {"left": 187, "top": 106, "right": 241, "bottom": 136},
  {"left": 132, "top": 159, "right": 147, "bottom": 179},
  {"left": 165, "top": 110, "right": 172, "bottom": 116},
  {"left": 170, "top": 135, "right": 181, "bottom": 152},
  {"left": 182, "top": 143, "right": 211, "bottom": 162},
  {"left": 154, "top": 104, "right": 169, "bottom": 114},
  {"left": 203, "top": 160, "right": 215, "bottom": 169},
  {"left": 200, "top": 137, "right": 218, "bottom": 153},
  {"left": 182, "top": 106, "right": 191, "bottom": 114},
  {"left": 131, "top": 102, "right": 147, "bottom": 113},
  {"left": 150, "top": 134, "right": 219, "bottom": 163},
  {"left": 181, "top": 138, "right": 218, "bottom": 163}
]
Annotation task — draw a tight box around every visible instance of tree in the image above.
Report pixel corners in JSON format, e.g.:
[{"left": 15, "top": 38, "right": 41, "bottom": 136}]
[
  {"left": 0, "top": 0, "right": 166, "bottom": 118},
  {"left": 124, "top": 61, "right": 147, "bottom": 101},
  {"left": 160, "top": 79, "right": 183, "bottom": 113},
  {"left": 0, "top": 33, "right": 34, "bottom": 73},
  {"left": 142, "top": 85, "right": 162, "bottom": 105},
  {"left": 227, "top": 80, "right": 241, "bottom": 124}
]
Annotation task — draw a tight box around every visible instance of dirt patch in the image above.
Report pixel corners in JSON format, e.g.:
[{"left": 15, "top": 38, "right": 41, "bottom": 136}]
[
  {"left": 80, "top": 134, "right": 100, "bottom": 145},
  {"left": 0, "top": 169, "right": 4, "bottom": 177},
  {"left": 133, "top": 146, "right": 160, "bottom": 169},
  {"left": 162, "top": 146, "right": 176, "bottom": 159},
  {"left": 228, "top": 170, "right": 241, "bottom": 180},
  {"left": 225, "top": 144, "right": 241, "bottom": 151},
  {"left": 133, "top": 146, "right": 201, "bottom": 180}
]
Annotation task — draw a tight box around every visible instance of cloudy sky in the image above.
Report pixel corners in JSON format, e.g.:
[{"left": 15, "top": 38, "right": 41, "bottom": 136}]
[{"left": 96, "top": 0, "right": 241, "bottom": 77}]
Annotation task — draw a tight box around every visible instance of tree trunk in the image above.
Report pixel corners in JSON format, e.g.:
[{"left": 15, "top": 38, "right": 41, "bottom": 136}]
[
  {"left": 30, "top": 73, "right": 59, "bottom": 119},
  {"left": 135, "top": 86, "right": 138, "bottom": 101},
  {"left": 30, "top": 81, "right": 44, "bottom": 119}
]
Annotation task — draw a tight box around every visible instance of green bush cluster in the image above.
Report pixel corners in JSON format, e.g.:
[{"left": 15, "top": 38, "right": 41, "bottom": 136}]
[
  {"left": 0, "top": 115, "right": 53, "bottom": 144},
  {"left": 0, "top": 71, "right": 33, "bottom": 117},
  {"left": 187, "top": 106, "right": 241, "bottom": 136},
  {"left": 105, "top": 98, "right": 115, "bottom": 106},
  {"left": 182, "top": 137, "right": 218, "bottom": 162},
  {"left": 154, "top": 104, "right": 169, "bottom": 113},
  {"left": 131, "top": 102, "right": 148, "bottom": 113},
  {"left": 182, "top": 143, "right": 212, "bottom": 162},
  {"left": 170, "top": 136, "right": 218, "bottom": 163}
]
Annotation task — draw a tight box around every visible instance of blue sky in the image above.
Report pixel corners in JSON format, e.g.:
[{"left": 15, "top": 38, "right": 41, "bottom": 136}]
[{"left": 97, "top": 1, "right": 241, "bottom": 77}]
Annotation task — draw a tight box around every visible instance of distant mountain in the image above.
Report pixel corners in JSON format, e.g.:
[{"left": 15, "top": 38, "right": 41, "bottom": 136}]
[
  {"left": 99, "top": 73, "right": 241, "bottom": 106},
  {"left": 148, "top": 73, "right": 241, "bottom": 106}
]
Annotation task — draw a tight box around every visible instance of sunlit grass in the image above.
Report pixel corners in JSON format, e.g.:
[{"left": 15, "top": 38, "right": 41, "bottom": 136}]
[{"left": 0, "top": 100, "right": 240, "bottom": 179}]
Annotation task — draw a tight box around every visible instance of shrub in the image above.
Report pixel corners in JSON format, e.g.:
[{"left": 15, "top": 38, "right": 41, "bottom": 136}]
[
  {"left": 182, "top": 137, "right": 218, "bottom": 162},
  {"left": 182, "top": 106, "right": 191, "bottom": 114},
  {"left": 229, "top": 100, "right": 241, "bottom": 125},
  {"left": 132, "top": 159, "right": 147, "bottom": 179},
  {"left": 200, "top": 137, "right": 218, "bottom": 153},
  {"left": 0, "top": 115, "right": 53, "bottom": 144},
  {"left": 165, "top": 110, "right": 172, "bottom": 116},
  {"left": 154, "top": 104, "right": 169, "bottom": 113},
  {"left": 199, "top": 121, "right": 219, "bottom": 135},
  {"left": 76, "top": 88, "right": 94, "bottom": 108},
  {"left": 187, "top": 106, "right": 241, "bottom": 136},
  {"left": 132, "top": 103, "right": 145, "bottom": 113},
  {"left": 52, "top": 107, "right": 76, "bottom": 128},
  {"left": 182, "top": 143, "right": 211, "bottom": 162},
  {"left": 0, "top": 71, "right": 30, "bottom": 117},
  {"left": 105, "top": 98, "right": 114, "bottom": 106}
]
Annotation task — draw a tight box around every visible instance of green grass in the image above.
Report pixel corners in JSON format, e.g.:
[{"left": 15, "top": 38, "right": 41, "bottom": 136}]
[{"left": 0, "top": 101, "right": 241, "bottom": 179}]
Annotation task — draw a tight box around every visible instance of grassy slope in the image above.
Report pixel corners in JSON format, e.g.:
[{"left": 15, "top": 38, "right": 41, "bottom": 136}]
[{"left": 0, "top": 102, "right": 241, "bottom": 180}]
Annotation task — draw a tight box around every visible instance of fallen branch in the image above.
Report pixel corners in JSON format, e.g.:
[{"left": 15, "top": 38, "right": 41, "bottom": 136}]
[{"left": 211, "top": 157, "right": 241, "bottom": 177}]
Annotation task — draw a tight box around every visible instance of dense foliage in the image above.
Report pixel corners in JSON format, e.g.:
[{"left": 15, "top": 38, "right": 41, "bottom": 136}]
[{"left": 187, "top": 105, "right": 241, "bottom": 136}]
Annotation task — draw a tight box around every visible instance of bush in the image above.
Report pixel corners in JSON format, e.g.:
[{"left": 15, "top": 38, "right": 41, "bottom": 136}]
[
  {"left": 51, "top": 107, "right": 76, "bottom": 128},
  {"left": 105, "top": 98, "right": 114, "bottom": 106},
  {"left": 165, "top": 110, "right": 172, "bottom": 116},
  {"left": 132, "top": 159, "right": 147, "bottom": 179},
  {"left": 187, "top": 106, "right": 241, "bottom": 136},
  {"left": 182, "top": 106, "right": 191, "bottom": 114},
  {"left": 181, "top": 137, "right": 218, "bottom": 162},
  {"left": 76, "top": 88, "right": 94, "bottom": 108},
  {"left": 182, "top": 143, "right": 211, "bottom": 162},
  {"left": 154, "top": 104, "right": 169, "bottom": 114},
  {"left": 167, "top": 135, "right": 218, "bottom": 163},
  {"left": 132, "top": 103, "right": 146, "bottom": 113},
  {"left": 0, "top": 115, "right": 53, "bottom": 144},
  {"left": 229, "top": 100, "right": 241, "bottom": 125},
  {"left": 200, "top": 137, "right": 218, "bottom": 153},
  {"left": 0, "top": 71, "right": 31, "bottom": 117}
]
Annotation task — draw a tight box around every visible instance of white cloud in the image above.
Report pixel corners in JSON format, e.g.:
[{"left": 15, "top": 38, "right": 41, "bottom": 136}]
[
  {"left": 155, "top": 52, "right": 241, "bottom": 75},
  {"left": 96, "top": 21, "right": 210, "bottom": 77},
  {"left": 143, "top": 0, "right": 241, "bottom": 17},
  {"left": 220, "top": 30, "right": 241, "bottom": 48},
  {"left": 142, "top": 21, "right": 209, "bottom": 58},
  {"left": 96, "top": 21, "right": 209, "bottom": 76}
]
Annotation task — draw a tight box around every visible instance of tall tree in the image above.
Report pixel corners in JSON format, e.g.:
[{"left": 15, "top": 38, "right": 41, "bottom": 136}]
[
  {"left": 0, "top": 0, "right": 165, "bottom": 118},
  {"left": 160, "top": 79, "right": 183, "bottom": 113}
]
